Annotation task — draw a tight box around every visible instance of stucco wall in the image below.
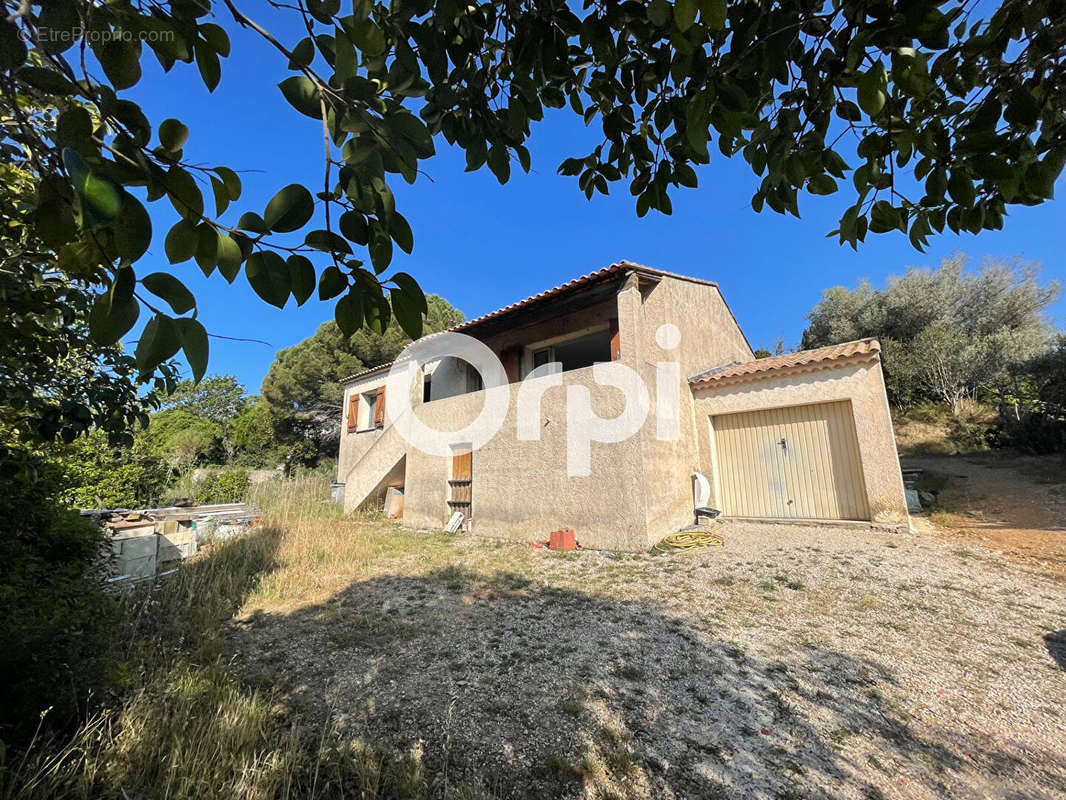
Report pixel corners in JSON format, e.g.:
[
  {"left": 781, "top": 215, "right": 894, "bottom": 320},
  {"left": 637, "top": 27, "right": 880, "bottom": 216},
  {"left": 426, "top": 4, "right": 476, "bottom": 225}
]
[
  {"left": 398, "top": 365, "right": 653, "bottom": 551},
  {"left": 690, "top": 359, "right": 909, "bottom": 524},
  {"left": 336, "top": 373, "right": 388, "bottom": 483},
  {"left": 619, "top": 275, "right": 758, "bottom": 541}
]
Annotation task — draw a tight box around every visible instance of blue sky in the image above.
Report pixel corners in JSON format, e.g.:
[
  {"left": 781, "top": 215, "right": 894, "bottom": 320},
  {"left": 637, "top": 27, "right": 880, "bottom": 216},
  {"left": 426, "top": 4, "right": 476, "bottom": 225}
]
[{"left": 127, "top": 10, "right": 1066, "bottom": 393}]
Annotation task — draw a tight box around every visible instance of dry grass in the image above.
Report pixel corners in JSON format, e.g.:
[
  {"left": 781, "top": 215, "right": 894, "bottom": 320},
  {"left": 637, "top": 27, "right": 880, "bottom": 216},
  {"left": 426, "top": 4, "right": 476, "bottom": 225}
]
[
  {"left": 0, "top": 477, "right": 490, "bottom": 800},
  {"left": 893, "top": 400, "right": 995, "bottom": 456}
]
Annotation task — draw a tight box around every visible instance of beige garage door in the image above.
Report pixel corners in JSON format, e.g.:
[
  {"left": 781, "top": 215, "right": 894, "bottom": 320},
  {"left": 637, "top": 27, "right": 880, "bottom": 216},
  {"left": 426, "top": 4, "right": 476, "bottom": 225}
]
[{"left": 711, "top": 401, "right": 869, "bottom": 520}]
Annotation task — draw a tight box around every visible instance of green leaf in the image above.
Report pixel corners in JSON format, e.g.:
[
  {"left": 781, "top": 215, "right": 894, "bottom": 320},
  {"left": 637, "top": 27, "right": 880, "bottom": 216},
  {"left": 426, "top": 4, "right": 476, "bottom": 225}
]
[
  {"left": 806, "top": 174, "right": 837, "bottom": 195},
  {"left": 647, "top": 0, "right": 670, "bottom": 26},
  {"left": 210, "top": 176, "right": 230, "bottom": 216},
  {"left": 34, "top": 196, "right": 76, "bottom": 249},
  {"left": 216, "top": 233, "right": 243, "bottom": 282},
  {"left": 289, "top": 37, "right": 315, "bottom": 68},
  {"left": 364, "top": 291, "right": 391, "bottom": 335},
  {"left": 389, "top": 212, "right": 413, "bottom": 254},
  {"left": 88, "top": 292, "right": 139, "bottom": 345},
  {"left": 389, "top": 271, "right": 427, "bottom": 314},
  {"left": 264, "top": 184, "right": 315, "bottom": 232},
  {"left": 948, "top": 170, "right": 975, "bottom": 206},
  {"left": 390, "top": 287, "right": 423, "bottom": 339},
  {"left": 99, "top": 40, "right": 141, "bottom": 90},
  {"left": 339, "top": 210, "right": 369, "bottom": 245},
  {"left": 368, "top": 224, "right": 393, "bottom": 273},
  {"left": 199, "top": 23, "right": 231, "bottom": 57},
  {"left": 487, "top": 145, "right": 510, "bottom": 184},
  {"left": 350, "top": 20, "right": 386, "bottom": 56},
  {"left": 245, "top": 251, "right": 291, "bottom": 308},
  {"left": 858, "top": 67, "right": 887, "bottom": 117},
  {"left": 333, "top": 28, "right": 357, "bottom": 81},
  {"left": 165, "top": 219, "right": 200, "bottom": 264},
  {"left": 55, "top": 107, "right": 93, "bottom": 148},
  {"left": 869, "top": 200, "right": 901, "bottom": 232},
  {"left": 304, "top": 228, "right": 352, "bottom": 254},
  {"left": 307, "top": 0, "right": 341, "bottom": 23},
  {"left": 674, "top": 0, "right": 697, "bottom": 32},
  {"left": 19, "top": 66, "right": 77, "bottom": 94},
  {"left": 195, "top": 40, "right": 221, "bottom": 92},
  {"left": 213, "top": 166, "right": 241, "bottom": 201},
  {"left": 166, "top": 166, "right": 204, "bottom": 220},
  {"left": 35, "top": 3, "right": 78, "bottom": 55},
  {"left": 136, "top": 315, "right": 183, "bottom": 374},
  {"left": 334, "top": 289, "right": 363, "bottom": 335},
  {"left": 142, "top": 272, "right": 195, "bottom": 314},
  {"left": 0, "top": 17, "right": 28, "bottom": 69},
  {"left": 319, "top": 265, "right": 348, "bottom": 300},
  {"left": 112, "top": 191, "right": 152, "bottom": 260},
  {"left": 278, "top": 76, "right": 321, "bottom": 119},
  {"left": 176, "top": 318, "right": 210, "bottom": 382},
  {"left": 388, "top": 113, "right": 435, "bottom": 158},
  {"left": 237, "top": 212, "right": 269, "bottom": 233},
  {"left": 159, "top": 118, "right": 189, "bottom": 152},
  {"left": 699, "top": 0, "right": 727, "bottom": 30},
  {"left": 195, "top": 222, "right": 218, "bottom": 276},
  {"left": 65, "top": 148, "right": 122, "bottom": 221},
  {"left": 287, "top": 255, "right": 315, "bottom": 305}
]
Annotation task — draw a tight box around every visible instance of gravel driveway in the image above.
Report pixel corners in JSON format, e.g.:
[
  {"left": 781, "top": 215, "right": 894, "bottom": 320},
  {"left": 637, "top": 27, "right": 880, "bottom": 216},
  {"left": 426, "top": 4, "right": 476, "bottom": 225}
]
[{"left": 233, "top": 518, "right": 1066, "bottom": 800}]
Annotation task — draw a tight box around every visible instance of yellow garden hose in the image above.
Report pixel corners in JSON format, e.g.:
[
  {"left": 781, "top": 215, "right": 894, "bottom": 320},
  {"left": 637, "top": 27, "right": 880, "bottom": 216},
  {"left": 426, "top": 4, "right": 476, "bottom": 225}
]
[{"left": 652, "top": 527, "right": 724, "bottom": 554}]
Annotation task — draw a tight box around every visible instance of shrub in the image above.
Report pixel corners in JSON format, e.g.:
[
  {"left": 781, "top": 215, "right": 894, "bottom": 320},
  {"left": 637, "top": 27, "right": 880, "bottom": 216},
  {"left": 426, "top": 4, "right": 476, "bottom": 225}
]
[
  {"left": 0, "top": 445, "right": 118, "bottom": 743},
  {"left": 195, "top": 468, "right": 250, "bottom": 505},
  {"left": 988, "top": 414, "right": 1066, "bottom": 454},
  {"left": 55, "top": 430, "right": 170, "bottom": 509}
]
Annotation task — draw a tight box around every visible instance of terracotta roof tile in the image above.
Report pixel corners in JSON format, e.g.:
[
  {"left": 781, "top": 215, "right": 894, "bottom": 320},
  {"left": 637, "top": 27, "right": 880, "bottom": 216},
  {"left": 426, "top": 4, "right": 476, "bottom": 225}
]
[
  {"left": 450, "top": 261, "right": 715, "bottom": 332},
  {"left": 689, "top": 338, "right": 880, "bottom": 386}
]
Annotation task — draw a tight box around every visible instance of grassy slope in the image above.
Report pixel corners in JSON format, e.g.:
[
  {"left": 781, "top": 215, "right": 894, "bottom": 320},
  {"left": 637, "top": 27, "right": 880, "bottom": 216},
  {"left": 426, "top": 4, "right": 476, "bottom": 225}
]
[{"left": 2, "top": 477, "right": 485, "bottom": 800}]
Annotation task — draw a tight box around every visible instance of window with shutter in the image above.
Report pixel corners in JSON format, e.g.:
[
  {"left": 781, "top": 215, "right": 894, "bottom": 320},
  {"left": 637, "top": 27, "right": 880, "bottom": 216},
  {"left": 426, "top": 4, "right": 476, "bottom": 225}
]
[{"left": 609, "top": 318, "right": 620, "bottom": 360}]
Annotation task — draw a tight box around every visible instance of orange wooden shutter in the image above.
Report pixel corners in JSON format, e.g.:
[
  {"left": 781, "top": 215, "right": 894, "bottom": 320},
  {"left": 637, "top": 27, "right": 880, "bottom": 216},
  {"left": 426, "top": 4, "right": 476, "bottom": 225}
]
[
  {"left": 609, "top": 319, "right": 621, "bottom": 360},
  {"left": 451, "top": 448, "right": 472, "bottom": 480},
  {"left": 347, "top": 394, "right": 359, "bottom": 433},
  {"left": 374, "top": 386, "right": 386, "bottom": 427}
]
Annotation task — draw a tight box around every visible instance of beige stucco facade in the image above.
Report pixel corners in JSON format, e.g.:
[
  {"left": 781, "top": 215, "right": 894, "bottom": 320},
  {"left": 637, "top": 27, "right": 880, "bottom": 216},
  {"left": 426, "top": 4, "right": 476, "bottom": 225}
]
[{"left": 336, "top": 263, "right": 909, "bottom": 550}]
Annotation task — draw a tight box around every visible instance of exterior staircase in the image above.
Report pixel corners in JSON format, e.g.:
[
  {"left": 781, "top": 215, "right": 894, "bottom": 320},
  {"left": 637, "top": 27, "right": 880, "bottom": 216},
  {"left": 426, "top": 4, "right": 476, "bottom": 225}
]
[{"left": 342, "top": 423, "right": 406, "bottom": 513}]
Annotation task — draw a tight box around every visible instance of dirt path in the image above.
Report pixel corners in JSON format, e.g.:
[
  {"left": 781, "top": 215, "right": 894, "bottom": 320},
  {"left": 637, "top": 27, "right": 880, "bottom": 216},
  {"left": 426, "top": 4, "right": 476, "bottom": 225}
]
[
  {"left": 902, "top": 453, "right": 1066, "bottom": 579},
  {"left": 231, "top": 516, "right": 1066, "bottom": 800}
]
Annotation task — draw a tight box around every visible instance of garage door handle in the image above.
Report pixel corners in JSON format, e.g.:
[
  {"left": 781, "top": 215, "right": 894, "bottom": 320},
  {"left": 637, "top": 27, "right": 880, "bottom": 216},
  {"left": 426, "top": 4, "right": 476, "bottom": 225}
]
[{"left": 779, "top": 438, "right": 787, "bottom": 453}]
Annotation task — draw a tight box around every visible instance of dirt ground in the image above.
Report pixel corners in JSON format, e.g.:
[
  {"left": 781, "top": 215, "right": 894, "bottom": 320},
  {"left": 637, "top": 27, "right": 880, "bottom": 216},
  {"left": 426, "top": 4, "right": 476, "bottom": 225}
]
[
  {"left": 903, "top": 452, "right": 1066, "bottom": 579},
  {"left": 230, "top": 476, "right": 1066, "bottom": 799}
]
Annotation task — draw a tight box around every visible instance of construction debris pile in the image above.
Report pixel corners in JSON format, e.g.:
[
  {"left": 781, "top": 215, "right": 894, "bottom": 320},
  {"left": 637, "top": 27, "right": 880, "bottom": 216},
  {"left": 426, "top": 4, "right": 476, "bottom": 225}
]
[{"left": 84, "top": 503, "right": 262, "bottom": 584}]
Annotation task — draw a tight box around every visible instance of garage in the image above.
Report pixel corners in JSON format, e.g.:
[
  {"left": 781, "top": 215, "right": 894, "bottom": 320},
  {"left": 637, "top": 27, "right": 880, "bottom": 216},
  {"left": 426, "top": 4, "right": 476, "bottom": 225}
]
[{"left": 710, "top": 400, "right": 870, "bottom": 520}]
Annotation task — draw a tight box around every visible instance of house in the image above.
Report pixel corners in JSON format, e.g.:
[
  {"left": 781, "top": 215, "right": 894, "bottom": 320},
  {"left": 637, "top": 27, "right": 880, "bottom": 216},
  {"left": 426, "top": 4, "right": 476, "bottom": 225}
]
[{"left": 336, "top": 262, "right": 908, "bottom": 551}]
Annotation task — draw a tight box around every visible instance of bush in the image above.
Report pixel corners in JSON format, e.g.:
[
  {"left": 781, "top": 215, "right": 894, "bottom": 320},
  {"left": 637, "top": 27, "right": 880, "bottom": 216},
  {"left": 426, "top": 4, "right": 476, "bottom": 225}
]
[
  {"left": 55, "top": 430, "right": 170, "bottom": 509},
  {"left": 987, "top": 414, "right": 1066, "bottom": 454},
  {"left": 0, "top": 445, "right": 118, "bottom": 743},
  {"left": 195, "top": 467, "right": 250, "bottom": 505}
]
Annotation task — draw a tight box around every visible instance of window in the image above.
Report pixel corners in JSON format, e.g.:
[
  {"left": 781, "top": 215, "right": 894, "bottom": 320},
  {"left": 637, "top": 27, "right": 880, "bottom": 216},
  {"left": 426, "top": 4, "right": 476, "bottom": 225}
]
[
  {"left": 362, "top": 391, "right": 377, "bottom": 429},
  {"left": 423, "top": 374, "right": 432, "bottom": 403},
  {"left": 529, "top": 329, "right": 614, "bottom": 374},
  {"left": 359, "top": 386, "right": 385, "bottom": 429},
  {"left": 532, "top": 347, "right": 553, "bottom": 370}
]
